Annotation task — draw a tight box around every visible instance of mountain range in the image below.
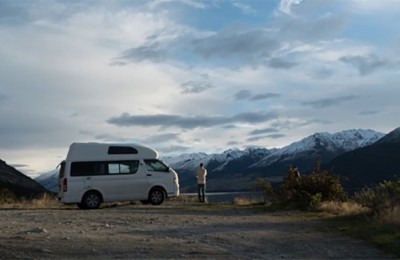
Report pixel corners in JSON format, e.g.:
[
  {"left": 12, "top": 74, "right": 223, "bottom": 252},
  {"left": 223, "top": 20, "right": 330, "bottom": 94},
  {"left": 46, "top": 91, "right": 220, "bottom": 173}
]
[
  {"left": 2, "top": 127, "right": 400, "bottom": 196},
  {"left": 163, "top": 129, "right": 386, "bottom": 192}
]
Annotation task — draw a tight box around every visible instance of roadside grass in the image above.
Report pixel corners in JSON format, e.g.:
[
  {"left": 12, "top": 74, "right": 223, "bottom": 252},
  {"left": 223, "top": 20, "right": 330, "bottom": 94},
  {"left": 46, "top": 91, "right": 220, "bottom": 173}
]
[
  {"left": 232, "top": 195, "right": 265, "bottom": 206},
  {"left": 0, "top": 193, "right": 65, "bottom": 209},
  {"left": 318, "top": 201, "right": 400, "bottom": 258}
]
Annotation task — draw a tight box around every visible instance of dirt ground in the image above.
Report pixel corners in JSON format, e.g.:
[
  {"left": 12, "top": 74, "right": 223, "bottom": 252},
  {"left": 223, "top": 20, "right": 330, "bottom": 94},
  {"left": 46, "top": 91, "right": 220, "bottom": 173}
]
[{"left": 0, "top": 201, "right": 395, "bottom": 259}]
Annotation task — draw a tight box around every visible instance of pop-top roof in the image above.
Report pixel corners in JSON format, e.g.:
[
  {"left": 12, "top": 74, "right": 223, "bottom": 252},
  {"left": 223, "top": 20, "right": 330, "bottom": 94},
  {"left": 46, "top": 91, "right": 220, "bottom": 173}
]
[{"left": 66, "top": 142, "right": 159, "bottom": 161}]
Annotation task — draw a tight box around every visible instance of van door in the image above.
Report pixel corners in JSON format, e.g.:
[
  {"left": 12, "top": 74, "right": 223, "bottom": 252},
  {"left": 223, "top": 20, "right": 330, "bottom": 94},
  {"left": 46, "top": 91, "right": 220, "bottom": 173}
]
[{"left": 144, "top": 159, "right": 172, "bottom": 187}]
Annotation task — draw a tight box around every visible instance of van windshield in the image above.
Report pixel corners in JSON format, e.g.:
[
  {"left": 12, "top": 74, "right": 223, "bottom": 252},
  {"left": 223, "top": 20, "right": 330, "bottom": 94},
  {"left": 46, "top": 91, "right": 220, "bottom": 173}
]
[{"left": 144, "top": 160, "right": 169, "bottom": 172}]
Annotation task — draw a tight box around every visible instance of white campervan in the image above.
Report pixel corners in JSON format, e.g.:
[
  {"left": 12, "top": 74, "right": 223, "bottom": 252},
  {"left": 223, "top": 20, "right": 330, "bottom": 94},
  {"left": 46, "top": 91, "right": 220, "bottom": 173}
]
[{"left": 58, "top": 143, "right": 179, "bottom": 209}]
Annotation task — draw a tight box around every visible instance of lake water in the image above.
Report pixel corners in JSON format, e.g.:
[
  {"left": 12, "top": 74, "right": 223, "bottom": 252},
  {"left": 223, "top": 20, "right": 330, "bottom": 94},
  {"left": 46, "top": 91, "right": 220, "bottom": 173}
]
[{"left": 181, "top": 191, "right": 264, "bottom": 203}]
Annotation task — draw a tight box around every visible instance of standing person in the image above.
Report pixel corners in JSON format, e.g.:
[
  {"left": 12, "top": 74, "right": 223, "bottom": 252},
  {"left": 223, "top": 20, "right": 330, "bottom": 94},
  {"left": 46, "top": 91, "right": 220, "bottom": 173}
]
[{"left": 195, "top": 163, "right": 207, "bottom": 203}]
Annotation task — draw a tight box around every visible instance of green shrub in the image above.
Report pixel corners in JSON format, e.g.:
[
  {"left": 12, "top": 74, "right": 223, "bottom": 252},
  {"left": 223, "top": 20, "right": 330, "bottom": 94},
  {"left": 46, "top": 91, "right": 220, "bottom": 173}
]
[
  {"left": 255, "top": 178, "right": 274, "bottom": 196},
  {"left": 257, "top": 162, "right": 347, "bottom": 210},
  {"left": 354, "top": 177, "right": 400, "bottom": 218}
]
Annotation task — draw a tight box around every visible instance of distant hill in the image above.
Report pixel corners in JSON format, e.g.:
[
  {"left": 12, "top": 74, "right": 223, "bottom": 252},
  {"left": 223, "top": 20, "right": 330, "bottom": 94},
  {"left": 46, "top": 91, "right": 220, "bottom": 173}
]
[
  {"left": 328, "top": 127, "right": 400, "bottom": 189},
  {"left": 35, "top": 169, "right": 58, "bottom": 193},
  {"left": 0, "top": 160, "right": 48, "bottom": 197}
]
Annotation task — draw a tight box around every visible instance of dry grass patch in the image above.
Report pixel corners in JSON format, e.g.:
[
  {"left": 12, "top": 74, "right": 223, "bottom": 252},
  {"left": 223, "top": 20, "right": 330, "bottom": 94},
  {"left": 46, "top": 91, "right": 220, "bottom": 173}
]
[
  {"left": 378, "top": 206, "right": 400, "bottom": 226},
  {"left": 233, "top": 196, "right": 264, "bottom": 206},
  {"left": 318, "top": 201, "right": 370, "bottom": 216},
  {"left": 0, "top": 193, "right": 64, "bottom": 209}
]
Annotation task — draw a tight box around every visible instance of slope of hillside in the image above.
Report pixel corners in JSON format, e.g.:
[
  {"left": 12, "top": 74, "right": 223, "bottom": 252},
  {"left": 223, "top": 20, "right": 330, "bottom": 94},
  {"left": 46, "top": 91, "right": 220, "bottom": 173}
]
[
  {"left": 35, "top": 170, "right": 58, "bottom": 193},
  {"left": 0, "top": 160, "right": 48, "bottom": 197},
  {"left": 328, "top": 127, "right": 400, "bottom": 189}
]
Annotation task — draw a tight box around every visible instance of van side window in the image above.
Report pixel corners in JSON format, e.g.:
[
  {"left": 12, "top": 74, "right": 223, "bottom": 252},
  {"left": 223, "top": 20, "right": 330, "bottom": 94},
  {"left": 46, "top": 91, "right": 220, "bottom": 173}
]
[
  {"left": 145, "top": 160, "right": 169, "bottom": 172},
  {"left": 108, "top": 161, "right": 139, "bottom": 174},
  {"left": 108, "top": 146, "right": 138, "bottom": 154},
  {"left": 71, "top": 161, "right": 138, "bottom": 176},
  {"left": 71, "top": 162, "right": 105, "bottom": 176}
]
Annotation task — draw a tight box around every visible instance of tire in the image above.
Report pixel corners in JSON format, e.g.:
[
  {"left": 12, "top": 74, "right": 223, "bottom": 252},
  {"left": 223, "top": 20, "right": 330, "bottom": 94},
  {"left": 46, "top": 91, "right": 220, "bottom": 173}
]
[
  {"left": 149, "top": 188, "right": 165, "bottom": 205},
  {"left": 82, "top": 191, "right": 102, "bottom": 209}
]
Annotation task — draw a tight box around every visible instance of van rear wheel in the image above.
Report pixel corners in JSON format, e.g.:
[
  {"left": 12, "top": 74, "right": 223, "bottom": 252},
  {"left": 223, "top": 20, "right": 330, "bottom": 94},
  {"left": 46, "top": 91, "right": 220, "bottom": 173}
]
[
  {"left": 149, "top": 188, "right": 165, "bottom": 205},
  {"left": 82, "top": 191, "right": 102, "bottom": 209}
]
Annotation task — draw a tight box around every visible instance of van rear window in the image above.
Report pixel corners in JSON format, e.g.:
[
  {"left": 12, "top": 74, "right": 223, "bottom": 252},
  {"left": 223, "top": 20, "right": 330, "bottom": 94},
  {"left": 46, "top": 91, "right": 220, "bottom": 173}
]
[{"left": 108, "top": 146, "right": 138, "bottom": 154}]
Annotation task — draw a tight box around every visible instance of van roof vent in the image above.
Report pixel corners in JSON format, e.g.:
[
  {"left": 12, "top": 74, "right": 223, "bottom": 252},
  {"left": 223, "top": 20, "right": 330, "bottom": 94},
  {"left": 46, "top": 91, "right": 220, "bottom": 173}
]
[{"left": 108, "top": 146, "right": 138, "bottom": 155}]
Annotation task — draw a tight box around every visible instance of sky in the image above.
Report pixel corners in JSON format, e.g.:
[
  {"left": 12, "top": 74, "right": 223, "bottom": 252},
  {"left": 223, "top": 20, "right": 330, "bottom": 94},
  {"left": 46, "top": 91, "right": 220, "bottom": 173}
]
[{"left": 1, "top": 0, "right": 400, "bottom": 177}]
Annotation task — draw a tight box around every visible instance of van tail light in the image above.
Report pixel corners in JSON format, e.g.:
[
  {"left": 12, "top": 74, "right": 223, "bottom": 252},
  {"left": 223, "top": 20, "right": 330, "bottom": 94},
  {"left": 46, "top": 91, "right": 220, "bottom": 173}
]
[{"left": 63, "top": 178, "right": 68, "bottom": 192}]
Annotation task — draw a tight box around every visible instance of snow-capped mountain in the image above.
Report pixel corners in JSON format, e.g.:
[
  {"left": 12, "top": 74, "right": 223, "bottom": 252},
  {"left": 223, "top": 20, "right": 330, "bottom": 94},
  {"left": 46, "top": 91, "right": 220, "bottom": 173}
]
[
  {"left": 251, "top": 129, "right": 384, "bottom": 168},
  {"left": 163, "top": 148, "right": 247, "bottom": 172},
  {"left": 35, "top": 128, "right": 386, "bottom": 192}
]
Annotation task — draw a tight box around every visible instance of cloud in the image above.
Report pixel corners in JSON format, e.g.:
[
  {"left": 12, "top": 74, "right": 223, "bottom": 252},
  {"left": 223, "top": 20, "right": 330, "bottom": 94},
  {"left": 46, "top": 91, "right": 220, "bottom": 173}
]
[
  {"left": 93, "top": 134, "right": 130, "bottom": 143},
  {"left": 234, "top": 90, "right": 280, "bottom": 101},
  {"left": 226, "top": 141, "right": 240, "bottom": 146},
  {"left": 359, "top": 110, "right": 381, "bottom": 116},
  {"left": 0, "top": 93, "right": 6, "bottom": 103},
  {"left": 191, "top": 28, "right": 280, "bottom": 62},
  {"left": 249, "top": 128, "right": 279, "bottom": 136},
  {"left": 234, "top": 90, "right": 252, "bottom": 100},
  {"left": 312, "top": 68, "right": 334, "bottom": 79},
  {"left": 157, "top": 144, "right": 191, "bottom": 154},
  {"left": 9, "top": 163, "right": 29, "bottom": 168},
  {"left": 118, "top": 42, "right": 170, "bottom": 63},
  {"left": 267, "top": 57, "right": 298, "bottom": 69},
  {"left": 181, "top": 74, "right": 213, "bottom": 94},
  {"left": 302, "top": 95, "right": 359, "bottom": 108},
  {"left": 271, "top": 118, "right": 332, "bottom": 130},
  {"left": 251, "top": 93, "right": 280, "bottom": 101},
  {"left": 107, "top": 111, "right": 277, "bottom": 129},
  {"left": 278, "top": 0, "right": 303, "bottom": 16},
  {"left": 339, "top": 54, "right": 391, "bottom": 76},
  {"left": 247, "top": 133, "right": 286, "bottom": 142},
  {"left": 113, "top": 9, "right": 346, "bottom": 70},
  {"left": 143, "top": 133, "right": 182, "bottom": 144},
  {"left": 0, "top": 1, "right": 30, "bottom": 25},
  {"left": 148, "top": 0, "right": 209, "bottom": 10},
  {"left": 232, "top": 2, "right": 257, "bottom": 15}
]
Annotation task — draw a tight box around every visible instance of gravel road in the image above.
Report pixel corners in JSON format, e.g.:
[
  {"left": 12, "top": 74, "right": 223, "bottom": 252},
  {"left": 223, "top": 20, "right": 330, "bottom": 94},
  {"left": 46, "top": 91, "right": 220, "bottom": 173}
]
[{"left": 0, "top": 201, "right": 394, "bottom": 259}]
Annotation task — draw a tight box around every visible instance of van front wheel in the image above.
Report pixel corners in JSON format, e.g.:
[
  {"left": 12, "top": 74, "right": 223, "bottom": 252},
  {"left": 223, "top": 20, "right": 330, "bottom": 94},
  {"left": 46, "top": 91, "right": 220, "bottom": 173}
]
[
  {"left": 149, "top": 188, "right": 165, "bottom": 205},
  {"left": 82, "top": 191, "right": 102, "bottom": 209}
]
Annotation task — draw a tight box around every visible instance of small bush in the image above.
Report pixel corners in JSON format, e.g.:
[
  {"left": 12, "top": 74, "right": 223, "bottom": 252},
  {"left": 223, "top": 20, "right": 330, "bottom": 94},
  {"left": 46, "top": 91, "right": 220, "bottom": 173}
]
[
  {"left": 255, "top": 178, "right": 274, "bottom": 196},
  {"left": 279, "top": 163, "right": 347, "bottom": 210},
  {"left": 257, "top": 162, "right": 347, "bottom": 210},
  {"left": 354, "top": 177, "right": 400, "bottom": 219}
]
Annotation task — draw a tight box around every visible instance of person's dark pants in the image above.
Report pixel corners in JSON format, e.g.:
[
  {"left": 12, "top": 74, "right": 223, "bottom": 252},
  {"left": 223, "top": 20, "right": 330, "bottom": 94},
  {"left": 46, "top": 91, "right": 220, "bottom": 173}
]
[{"left": 198, "top": 184, "right": 206, "bottom": 202}]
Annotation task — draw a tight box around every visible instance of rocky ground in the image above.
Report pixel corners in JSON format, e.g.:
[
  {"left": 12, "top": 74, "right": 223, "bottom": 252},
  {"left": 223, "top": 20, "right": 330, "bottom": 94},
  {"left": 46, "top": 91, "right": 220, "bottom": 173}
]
[{"left": 0, "top": 201, "right": 395, "bottom": 259}]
